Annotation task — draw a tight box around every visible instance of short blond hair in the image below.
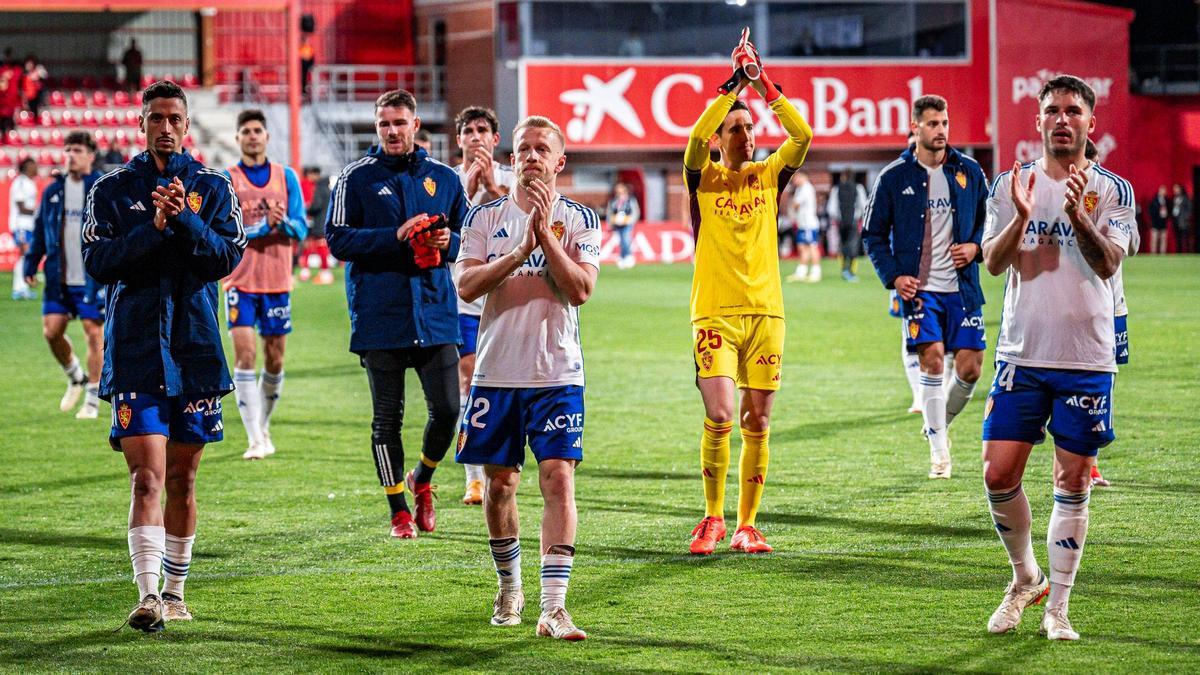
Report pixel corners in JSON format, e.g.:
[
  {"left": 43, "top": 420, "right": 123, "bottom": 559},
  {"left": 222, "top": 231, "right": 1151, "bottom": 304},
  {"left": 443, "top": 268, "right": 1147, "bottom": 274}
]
[{"left": 512, "top": 115, "right": 565, "bottom": 150}]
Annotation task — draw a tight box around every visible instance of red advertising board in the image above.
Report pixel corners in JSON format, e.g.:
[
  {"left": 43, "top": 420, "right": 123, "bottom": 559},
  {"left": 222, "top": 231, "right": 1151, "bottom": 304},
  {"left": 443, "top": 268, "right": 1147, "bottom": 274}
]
[
  {"left": 599, "top": 221, "right": 694, "bottom": 264},
  {"left": 521, "top": 60, "right": 991, "bottom": 151},
  {"left": 994, "top": 0, "right": 1133, "bottom": 175}
]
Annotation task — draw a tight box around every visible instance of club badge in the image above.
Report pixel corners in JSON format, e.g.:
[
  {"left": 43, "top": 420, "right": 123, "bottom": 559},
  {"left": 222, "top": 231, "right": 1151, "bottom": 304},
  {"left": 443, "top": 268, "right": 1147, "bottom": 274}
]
[
  {"left": 551, "top": 221, "right": 565, "bottom": 240},
  {"left": 908, "top": 321, "right": 920, "bottom": 340},
  {"left": 1083, "top": 191, "right": 1099, "bottom": 215},
  {"left": 701, "top": 351, "right": 714, "bottom": 371},
  {"left": 747, "top": 174, "right": 760, "bottom": 190},
  {"left": 229, "top": 306, "right": 239, "bottom": 324},
  {"left": 423, "top": 176, "right": 437, "bottom": 197},
  {"left": 117, "top": 403, "right": 132, "bottom": 430},
  {"left": 457, "top": 430, "right": 467, "bottom": 453},
  {"left": 187, "top": 191, "right": 202, "bottom": 214},
  {"left": 955, "top": 171, "right": 967, "bottom": 189}
]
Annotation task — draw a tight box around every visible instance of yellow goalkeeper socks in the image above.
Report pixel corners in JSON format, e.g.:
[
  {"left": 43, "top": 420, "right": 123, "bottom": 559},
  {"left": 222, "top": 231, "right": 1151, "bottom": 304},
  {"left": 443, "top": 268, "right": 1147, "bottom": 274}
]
[
  {"left": 700, "top": 417, "right": 733, "bottom": 518},
  {"left": 737, "top": 427, "right": 770, "bottom": 527}
]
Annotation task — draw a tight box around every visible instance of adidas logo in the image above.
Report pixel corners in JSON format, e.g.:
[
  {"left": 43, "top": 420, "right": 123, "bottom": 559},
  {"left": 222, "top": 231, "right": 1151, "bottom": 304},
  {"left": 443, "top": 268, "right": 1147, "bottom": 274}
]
[
  {"left": 747, "top": 474, "right": 764, "bottom": 485},
  {"left": 377, "top": 186, "right": 393, "bottom": 196},
  {"left": 1054, "top": 537, "right": 1080, "bottom": 550},
  {"left": 129, "top": 201, "right": 147, "bottom": 211},
  {"left": 492, "top": 227, "right": 510, "bottom": 239},
  {"left": 211, "top": 421, "right": 224, "bottom": 433},
  {"left": 902, "top": 186, "right": 915, "bottom": 196},
  {"left": 572, "top": 437, "right": 581, "bottom": 448},
  {"left": 1092, "top": 421, "right": 1107, "bottom": 432}
]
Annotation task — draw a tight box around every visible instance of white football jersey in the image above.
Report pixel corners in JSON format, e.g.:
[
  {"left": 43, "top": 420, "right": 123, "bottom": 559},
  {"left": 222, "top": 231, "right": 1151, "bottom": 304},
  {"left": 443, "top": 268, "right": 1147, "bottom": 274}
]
[
  {"left": 453, "top": 162, "right": 517, "bottom": 316},
  {"left": 790, "top": 181, "right": 819, "bottom": 231},
  {"left": 8, "top": 173, "right": 36, "bottom": 233},
  {"left": 1111, "top": 214, "right": 1140, "bottom": 317},
  {"left": 456, "top": 193, "right": 601, "bottom": 388},
  {"left": 984, "top": 160, "right": 1134, "bottom": 372}
]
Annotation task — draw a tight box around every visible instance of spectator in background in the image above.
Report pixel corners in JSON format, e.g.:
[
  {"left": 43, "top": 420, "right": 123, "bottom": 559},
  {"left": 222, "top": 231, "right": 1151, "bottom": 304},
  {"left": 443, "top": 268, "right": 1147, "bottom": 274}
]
[
  {"left": 121, "top": 39, "right": 143, "bottom": 92},
  {"left": 1149, "top": 185, "right": 1169, "bottom": 254},
  {"left": 0, "top": 52, "right": 21, "bottom": 136},
  {"left": 299, "top": 166, "right": 333, "bottom": 284},
  {"left": 22, "top": 56, "right": 47, "bottom": 116},
  {"left": 606, "top": 181, "right": 640, "bottom": 269},
  {"left": 785, "top": 172, "right": 822, "bottom": 282},
  {"left": 828, "top": 169, "right": 868, "bottom": 282},
  {"left": 1172, "top": 183, "right": 1192, "bottom": 254},
  {"left": 299, "top": 36, "right": 315, "bottom": 99},
  {"left": 10, "top": 157, "right": 39, "bottom": 300}
]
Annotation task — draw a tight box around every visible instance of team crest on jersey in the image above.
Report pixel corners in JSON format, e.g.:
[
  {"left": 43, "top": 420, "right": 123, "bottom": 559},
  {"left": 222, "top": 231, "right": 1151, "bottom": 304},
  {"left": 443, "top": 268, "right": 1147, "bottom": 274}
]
[
  {"left": 1083, "top": 191, "right": 1099, "bottom": 215},
  {"left": 117, "top": 403, "right": 132, "bottom": 429},
  {"left": 423, "top": 176, "right": 437, "bottom": 197},
  {"left": 747, "top": 174, "right": 760, "bottom": 190},
  {"left": 229, "top": 306, "right": 239, "bottom": 323},
  {"left": 457, "top": 430, "right": 467, "bottom": 453},
  {"left": 908, "top": 321, "right": 920, "bottom": 340},
  {"left": 955, "top": 170, "right": 967, "bottom": 189},
  {"left": 551, "top": 221, "right": 565, "bottom": 240},
  {"left": 187, "top": 191, "right": 202, "bottom": 214},
  {"left": 701, "top": 351, "right": 713, "bottom": 371}
]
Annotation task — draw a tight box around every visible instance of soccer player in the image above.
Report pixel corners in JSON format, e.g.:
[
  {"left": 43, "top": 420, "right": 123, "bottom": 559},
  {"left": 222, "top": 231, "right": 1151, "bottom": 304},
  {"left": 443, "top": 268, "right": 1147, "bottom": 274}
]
[
  {"left": 23, "top": 131, "right": 106, "bottom": 419},
  {"left": 223, "top": 110, "right": 308, "bottom": 460},
  {"left": 455, "top": 114, "right": 599, "bottom": 640},
  {"left": 299, "top": 166, "right": 334, "bottom": 284},
  {"left": 862, "top": 95, "right": 989, "bottom": 479},
  {"left": 452, "top": 105, "right": 515, "bottom": 505},
  {"left": 9, "top": 157, "right": 38, "bottom": 300},
  {"left": 784, "top": 172, "right": 821, "bottom": 283},
  {"left": 83, "top": 80, "right": 245, "bottom": 631},
  {"left": 827, "top": 170, "right": 868, "bottom": 282},
  {"left": 684, "top": 38, "right": 812, "bottom": 555},
  {"left": 326, "top": 89, "right": 468, "bottom": 539},
  {"left": 980, "top": 75, "right": 1134, "bottom": 641}
]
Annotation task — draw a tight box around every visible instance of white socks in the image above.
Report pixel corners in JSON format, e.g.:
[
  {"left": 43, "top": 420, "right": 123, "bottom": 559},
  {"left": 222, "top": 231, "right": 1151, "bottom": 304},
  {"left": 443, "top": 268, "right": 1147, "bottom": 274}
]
[
  {"left": 234, "top": 368, "right": 263, "bottom": 446},
  {"left": 83, "top": 383, "right": 100, "bottom": 410},
  {"left": 259, "top": 370, "right": 284, "bottom": 431},
  {"left": 162, "top": 533, "right": 195, "bottom": 599},
  {"left": 920, "top": 371, "right": 948, "bottom": 457},
  {"left": 944, "top": 373, "right": 977, "bottom": 426},
  {"left": 540, "top": 552, "right": 574, "bottom": 612},
  {"left": 466, "top": 463, "right": 485, "bottom": 482},
  {"left": 987, "top": 485, "right": 1039, "bottom": 584},
  {"left": 128, "top": 526, "right": 166, "bottom": 600},
  {"left": 63, "top": 356, "right": 86, "bottom": 385},
  {"left": 489, "top": 538, "right": 522, "bottom": 592},
  {"left": 903, "top": 353, "right": 921, "bottom": 410},
  {"left": 1047, "top": 488, "right": 1090, "bottom": 611}
]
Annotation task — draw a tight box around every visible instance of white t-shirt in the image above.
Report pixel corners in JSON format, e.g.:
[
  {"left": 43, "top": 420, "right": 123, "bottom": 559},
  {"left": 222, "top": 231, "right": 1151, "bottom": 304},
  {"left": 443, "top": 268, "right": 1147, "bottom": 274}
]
[
  {"left": 453, "top": 161, "right": 517, "bottom": 316},
  {"left": 1111, "top": 216, "right": 1140, "bottom": 318},
  {"left": 790, "top": 181, "right": 819, "bottom": 231},
  {"left": 919, "top": 162, "right": 959, "bottom": 293},
  {"left": 63, "top": 177, "right": 87, "bottom": 286},
  {"left": 984, "top": 160, "right": 1135, "bottom": 372},
  {"left": 9, "top": 174, "right": 37, "bottom": 233},
  {"left": 456, "top": 194, "right": 601, "bottom": 388}
]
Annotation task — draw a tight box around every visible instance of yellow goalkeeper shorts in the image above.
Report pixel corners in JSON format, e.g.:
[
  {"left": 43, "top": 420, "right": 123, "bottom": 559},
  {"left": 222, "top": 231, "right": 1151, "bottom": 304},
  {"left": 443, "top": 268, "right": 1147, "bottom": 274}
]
[{"left": 692, "top": 315, "right": 785, "bottom": 391}]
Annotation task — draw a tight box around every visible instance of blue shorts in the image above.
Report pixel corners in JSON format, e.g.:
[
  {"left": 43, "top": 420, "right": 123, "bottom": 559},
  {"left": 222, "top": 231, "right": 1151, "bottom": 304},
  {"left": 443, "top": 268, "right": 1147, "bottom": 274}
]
[
  {"left": 458, "top": 313, "right": 480, "bottom": 357},
  {"left": 455, "top": 385, "right": 585, "bottom": 468},
  {"left": 794, "top": 228, "right": 820, "bottom": 246},
  {"left": 888, "top": 291, "right": 902, "bottom": 318},
  {"left": 981, "top": 360, "right": 1115, "bottom": 456},
  {"left": 1114, "top": 315, "right": 1129, "bottom": 365},
  {"left": 225, "top": 289, "right": 291, "bottom": 336},
  {"left": 43, "top": 284, "right": 104, "bottom": 321},
  {"left": 12, "top": 230, "right": 33, "bottom": 247},
  {"left": 109, "top": 391, "right": 226, "bottom": 451},
  {"left": 902, "top": 291, "right": 985, "bottom": 352}
]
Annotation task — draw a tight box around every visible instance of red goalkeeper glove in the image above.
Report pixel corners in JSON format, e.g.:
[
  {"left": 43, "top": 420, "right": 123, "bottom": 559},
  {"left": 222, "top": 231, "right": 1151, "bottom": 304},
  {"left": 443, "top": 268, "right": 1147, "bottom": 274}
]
[{"left": 407, "top": 214, "right": 444, "bottom": 269}]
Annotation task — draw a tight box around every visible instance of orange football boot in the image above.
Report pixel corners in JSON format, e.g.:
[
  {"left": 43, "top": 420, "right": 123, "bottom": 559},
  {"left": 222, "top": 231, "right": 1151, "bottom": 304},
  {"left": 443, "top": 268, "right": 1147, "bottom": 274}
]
[
  {"left": 730, "top": 525, "right": 773, "bottom": 553},
  {"left": 689, "top": 516, "right": 727, "bottom": 555}
]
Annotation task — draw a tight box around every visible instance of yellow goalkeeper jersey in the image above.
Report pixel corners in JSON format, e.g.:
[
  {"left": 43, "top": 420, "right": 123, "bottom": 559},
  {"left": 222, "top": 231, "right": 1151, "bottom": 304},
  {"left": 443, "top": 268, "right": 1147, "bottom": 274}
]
[{"left": 685, "top": 94, "right": 811, "bottom": 321}]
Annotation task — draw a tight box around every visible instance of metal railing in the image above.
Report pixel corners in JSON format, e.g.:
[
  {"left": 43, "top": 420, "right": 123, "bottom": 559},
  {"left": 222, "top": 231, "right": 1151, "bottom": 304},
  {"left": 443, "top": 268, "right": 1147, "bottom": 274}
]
[
  {"left": 310, "top": 65, "right": 445, "bottom": 106},
  {"left": 213, "top": 65, "right": 290, "bottom": 104},
  {"left": 1134, "top": 44, "right": 1200, "bottom": 95}
]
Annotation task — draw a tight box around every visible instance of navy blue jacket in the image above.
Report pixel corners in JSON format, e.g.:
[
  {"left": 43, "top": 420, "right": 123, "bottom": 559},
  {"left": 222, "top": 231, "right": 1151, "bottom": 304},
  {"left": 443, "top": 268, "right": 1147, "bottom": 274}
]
[
  {"left": 24, "top": 170, "right": 104, "bottom": 306},
  {"left": 325, "top": 145, "right": 468, "bottom": 354},
  {"left": 862, "top": 145, "right": 988, "bottom": 313},
  {"left": 82, "top": 151, "right": 246, "bottom": 400}
]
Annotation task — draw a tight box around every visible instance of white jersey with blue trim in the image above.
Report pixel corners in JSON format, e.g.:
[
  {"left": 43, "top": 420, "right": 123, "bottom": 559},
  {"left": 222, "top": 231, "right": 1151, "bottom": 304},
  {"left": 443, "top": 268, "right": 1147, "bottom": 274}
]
[
  {"left": 453, "top": 162, "right": 517, "bottom": 316},
  {"left": 984, "top": 159, "right": 1134, "bottom": 372},
  {"left": 1111, "top": 207, "right": 1140, "bottom": 317},
  {"left": 456, "top": 193, "right": 601, "bottom": 388}
]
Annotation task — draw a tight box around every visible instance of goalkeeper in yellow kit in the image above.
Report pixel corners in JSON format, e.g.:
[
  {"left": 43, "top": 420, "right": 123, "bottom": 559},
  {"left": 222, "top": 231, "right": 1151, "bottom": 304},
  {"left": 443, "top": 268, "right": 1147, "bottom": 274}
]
[{"left": 685, "top": 36, "right": 812, "bottom": 555}]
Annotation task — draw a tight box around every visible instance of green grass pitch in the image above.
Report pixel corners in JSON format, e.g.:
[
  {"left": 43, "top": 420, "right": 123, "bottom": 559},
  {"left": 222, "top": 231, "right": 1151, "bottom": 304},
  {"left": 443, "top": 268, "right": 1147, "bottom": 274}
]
[{"left": 1, "top": 256, "right": 1197, "bottom": 672}]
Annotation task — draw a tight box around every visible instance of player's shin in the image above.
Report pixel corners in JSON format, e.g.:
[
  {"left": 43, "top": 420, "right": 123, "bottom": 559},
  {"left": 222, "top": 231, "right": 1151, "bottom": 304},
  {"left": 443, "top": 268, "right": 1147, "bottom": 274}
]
[
  {"left": 234, "top": 368, "right": 264, "bottom": 447},
  {"left": 259, "top": 369, "right": 284, "bottom": 427},
  {"left": 540, "top": 545, "right": 575, "bottom": 613},
  {"left": 1047, "top": 488, "right": 1090, "bottom": 611},
  {"left": 986, "top": 484, "right": 1039, "bottom": 584},
  {"left": 700, "top": 417, "right": 733, "bottom": 517},
  {"left": 945, "top": 373, "right": 977, "bottom": 426},
  {"left": 737, "top": 427, "right": 769, "bottom": 527}
]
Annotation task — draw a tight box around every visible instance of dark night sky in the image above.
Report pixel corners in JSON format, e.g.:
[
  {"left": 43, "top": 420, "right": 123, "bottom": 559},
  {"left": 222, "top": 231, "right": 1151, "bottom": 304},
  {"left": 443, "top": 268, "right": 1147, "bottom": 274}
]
[{"left": 1090, "top": 0, "right": 1199, "bottom": 45}]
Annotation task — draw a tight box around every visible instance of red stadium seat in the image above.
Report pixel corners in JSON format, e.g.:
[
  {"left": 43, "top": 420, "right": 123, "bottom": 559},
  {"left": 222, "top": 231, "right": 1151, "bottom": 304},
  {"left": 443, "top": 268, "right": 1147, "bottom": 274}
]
[
  {"left": 102, "top": 110, "right": 120, "bottom": 127},
  {"left": 113, "top": 129, "right": 130, "bottom": 148},
  {"left": 141, "top": 74, "right": 155, "bottom": 88},
  {"left": 82, "top": 110, "right": 99, "bottom": 127},
  {"left": 70, "top": 90, "right": 86, "bottom": 107},
  {"left": 191, "top": 149, "right": 204, "bottom": 164},
  {"left": 16, "top": 149, "right": 31, "bottom": 164},
  {"left": 50, "top": 130, "right": 65, "bottom": 147},
  {"left": 60, "top": 110, "right": 78, "bottom": 127},
  {"left": 135, "top": 130, "right": 147, "bottom": 146},
  {"left": 38, "top": 110, "right": 54, "bottom": 127},
  {"left": 182, "top": 74, "right": 199, "bottom": 88},
  {"left": 0, "top": 153, "right": 12, "bottom": 169},
  {"left": 124, "top": 110, "right": 139, "bottom": 126},
  {"left": 113, "top": 91, "right": 130, "bottom": 107},
  {"left": 94, "top": 130, "right": 110, "bottom": 150},
  {"left": 133, "top": 91, "right": 144, "bottom": 106},
  {"left": 182, "top": 134, "right": 195, "bottom": 149},
  {"left": 17, "top": 110, "right": 35, "bottom": 128},
  {"left": 92, "top": 91, "right": 109, "bottom": 107},
  {"left": 38, "top": 150, "right": 59, "bottom": 167},
  {"left": 28, "top": 130, "right": 45, "bottom": 147},
  {"left": 4, "top": 130, "right": 20, "bottom": 146},
  {"left": 49, "top": 90, "right": 66, "bottom": 107},
  {"left": 161, "top": 73, "right": 175, "bottom": 85}
]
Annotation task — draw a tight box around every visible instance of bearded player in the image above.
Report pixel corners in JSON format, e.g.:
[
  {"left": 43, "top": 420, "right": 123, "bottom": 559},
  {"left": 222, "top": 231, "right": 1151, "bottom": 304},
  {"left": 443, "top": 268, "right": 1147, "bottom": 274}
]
[{"left": 685, "top": 37, "right": 812, "bottom": 555}]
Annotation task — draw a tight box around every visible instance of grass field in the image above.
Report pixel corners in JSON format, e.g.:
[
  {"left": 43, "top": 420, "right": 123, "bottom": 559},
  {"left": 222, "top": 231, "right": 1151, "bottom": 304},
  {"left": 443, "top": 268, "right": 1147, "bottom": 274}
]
[{"left": 1, "top": 256, "right": 1198, "bottom": 673}]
